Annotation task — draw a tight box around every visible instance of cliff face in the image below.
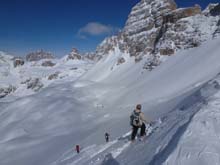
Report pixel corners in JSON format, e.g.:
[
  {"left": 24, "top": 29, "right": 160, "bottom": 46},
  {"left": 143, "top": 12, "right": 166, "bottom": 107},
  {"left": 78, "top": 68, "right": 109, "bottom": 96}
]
[
  {"left": 94, "top": 0, "right": 220, "bottom": 65},
  {"left": 122, "top": 0, "right": 177, "bottom": 57}
]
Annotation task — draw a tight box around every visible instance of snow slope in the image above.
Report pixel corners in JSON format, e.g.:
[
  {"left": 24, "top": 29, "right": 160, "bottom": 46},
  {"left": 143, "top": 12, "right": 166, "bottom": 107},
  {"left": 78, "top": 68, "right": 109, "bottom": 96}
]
[
  {"left": 1, "top": 37, "right": 220, "bottom": 165},
  {"left": 164, "top": 80, "right": 220, "bottom": 165}
]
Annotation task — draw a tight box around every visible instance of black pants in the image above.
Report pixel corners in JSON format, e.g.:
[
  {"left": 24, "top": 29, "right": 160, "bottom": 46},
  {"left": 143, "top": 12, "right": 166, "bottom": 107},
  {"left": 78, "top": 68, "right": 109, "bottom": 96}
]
[
  {"left": 105, "top": 136, "right": 109, "bottom": 142},
  {"left": 131, "top": 123, "right": 146, "bottom": 140}
]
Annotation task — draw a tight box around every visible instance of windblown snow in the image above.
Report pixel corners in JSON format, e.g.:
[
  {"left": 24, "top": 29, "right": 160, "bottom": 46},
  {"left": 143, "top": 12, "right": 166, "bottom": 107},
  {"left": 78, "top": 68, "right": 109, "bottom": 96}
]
[{"left": 1, "top": 37, "right": 220, "bottom": 165}]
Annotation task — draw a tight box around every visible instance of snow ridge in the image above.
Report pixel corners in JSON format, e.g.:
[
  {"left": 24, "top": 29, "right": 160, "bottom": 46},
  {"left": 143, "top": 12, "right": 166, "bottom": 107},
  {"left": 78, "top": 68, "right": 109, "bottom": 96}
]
[{"left": 149, "top": 80, "right": 219, "bottom": 165}]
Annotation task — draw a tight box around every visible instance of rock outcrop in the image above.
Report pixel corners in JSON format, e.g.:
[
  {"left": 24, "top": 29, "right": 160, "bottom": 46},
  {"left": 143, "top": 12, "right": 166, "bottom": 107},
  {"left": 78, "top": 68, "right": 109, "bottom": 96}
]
[
  {"left": 27, "top": 78, "right": 44, "bottom": 91},
  {"left": 48, "top": 72, "right": 60, "bottom": 80},
  {"left": 143, "top": 56, "right": 161, "bottom": 71},
  {"left": 84, "top": 52, "right": 102, "bottom": 61},
  {"left": 210, "top": 4, "right": 220, "bottom": 16},
  {"left": 122, "top": 0, "right": 177, "bottom": 56},
  {"left": 0, "top": 85, "right": 16, "bottom": 98},
  {"left": 13, "top": 57, "right": 25, "bottom": 67},
  {"left": 67, "top": 48, "right": 82, "bottom": 60},
  {"left": 203, "top": 3, "right": 219, "bottom": 16},
  {"left": 26, "top": 50, "right": 54, "bottom": 61},
  {"left": 41, "top": 60, "right": 56, "bottom": 67},
  {"left": 164, "top": 5, "right": 201, "bottom": 23},
  {"left": 117, "top": 57, "right": 126, "bottom": 65}
]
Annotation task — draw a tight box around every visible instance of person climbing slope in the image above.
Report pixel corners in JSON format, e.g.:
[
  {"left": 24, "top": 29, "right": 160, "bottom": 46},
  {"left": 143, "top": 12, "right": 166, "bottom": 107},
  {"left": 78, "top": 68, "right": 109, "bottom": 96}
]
[
  {"left": 130, "top": 104, "right": 150, "bottom": 142},
  {"left": 75, "top": 145, "right": 80, "bottom": 154},
  {"left": 105, "top": 132, "right": 110, "bottom": 142}
]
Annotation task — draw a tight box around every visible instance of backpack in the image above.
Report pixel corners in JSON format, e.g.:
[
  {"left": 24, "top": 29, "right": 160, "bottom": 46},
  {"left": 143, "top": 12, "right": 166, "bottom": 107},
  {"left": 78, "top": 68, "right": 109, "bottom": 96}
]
[{"left": 130, "top": 111, "right": 141, "bottom": 126}]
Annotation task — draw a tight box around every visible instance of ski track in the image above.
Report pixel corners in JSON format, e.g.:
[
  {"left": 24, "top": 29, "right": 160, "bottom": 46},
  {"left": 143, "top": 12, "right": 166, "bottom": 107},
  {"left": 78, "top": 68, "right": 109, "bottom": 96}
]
[
  {"left": 54, "top": 125, "right": 154, "bottom": 165},
  {"left": 54, "top": 132, "right": 131, "bottom": 165},
  {"left": 54, "top": 140, "right": 120, "bottom": 165}
]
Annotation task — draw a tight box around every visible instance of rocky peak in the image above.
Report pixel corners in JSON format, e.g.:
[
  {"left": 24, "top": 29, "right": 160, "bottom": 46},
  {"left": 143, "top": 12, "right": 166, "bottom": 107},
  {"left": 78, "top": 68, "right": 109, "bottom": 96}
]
[
  {"left": 91, "top": 0, "right": 220, "bottom": 72},
  {"left": 210, "top": 3, "right": 220, "bottom": 16},
  {"left": 67, "top": 48, "right": 82, "bottom": 60},
  {"left": 203, "top": 3, "right": 219, "bottom": 16},
  {"left": 122, "top": 0, "right": 177, "bottom": 56},
  {"left": 26, "top": 49, "right": 54, "bottom": 62},
  {"left": 124, "top": 0, "right": 177, "bottom": 31}
]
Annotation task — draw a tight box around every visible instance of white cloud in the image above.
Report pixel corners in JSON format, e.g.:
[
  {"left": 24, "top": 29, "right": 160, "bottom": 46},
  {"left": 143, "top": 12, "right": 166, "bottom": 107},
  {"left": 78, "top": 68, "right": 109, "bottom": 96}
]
[{"left": 78, "top": 22, "right": 119, "bottom": 37}]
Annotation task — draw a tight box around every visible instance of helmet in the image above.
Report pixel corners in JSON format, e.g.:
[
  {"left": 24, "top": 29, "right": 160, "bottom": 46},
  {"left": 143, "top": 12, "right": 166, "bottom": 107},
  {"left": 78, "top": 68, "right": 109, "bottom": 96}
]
[{"left": 136, "top": 104, "right": 142, "bottom": 110}]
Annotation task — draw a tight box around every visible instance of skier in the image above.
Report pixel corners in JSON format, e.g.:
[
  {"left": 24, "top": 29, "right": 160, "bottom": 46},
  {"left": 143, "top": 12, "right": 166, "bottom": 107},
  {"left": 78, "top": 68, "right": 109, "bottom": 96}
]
[
  {"left": 75, "top": 145, "right": 80, "bottom": 154},
  {"left": 130, "top": 104, "right": 150, "bottom": 142},
  {"left": 105, "top": 132, "right": 110, "bottom": 142}
]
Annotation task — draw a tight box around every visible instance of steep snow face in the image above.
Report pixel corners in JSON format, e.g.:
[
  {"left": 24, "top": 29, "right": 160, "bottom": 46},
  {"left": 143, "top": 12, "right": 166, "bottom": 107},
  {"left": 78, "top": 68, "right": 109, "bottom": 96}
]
[
  {"left": 163, "top": 80, "right": 220, "bottom": 165},
  {"left": 80, "top": 45, "right": 133, "bottom": 82}
]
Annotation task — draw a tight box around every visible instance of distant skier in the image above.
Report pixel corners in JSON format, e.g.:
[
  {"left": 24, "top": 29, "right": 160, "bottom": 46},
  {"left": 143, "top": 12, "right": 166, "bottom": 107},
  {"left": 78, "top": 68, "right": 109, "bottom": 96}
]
[
  {"left": 130, "top": 104, "right": 150, "bottom": 142},
  {"left": 105, "top": 132, "right": 110, "bottom": 142},
  {"left": 75, "top": 145, "right": 80, "bottom": 154}
]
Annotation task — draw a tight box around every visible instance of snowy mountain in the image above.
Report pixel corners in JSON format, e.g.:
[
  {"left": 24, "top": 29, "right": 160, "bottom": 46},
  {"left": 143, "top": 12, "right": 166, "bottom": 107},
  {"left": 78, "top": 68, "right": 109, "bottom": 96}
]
[
  {"left": 26, "top": 49, "right": 55, "bottom": 62},
  {"left": 0, "top": 51, "right": 94, "bottom": 99},
  {"left": 1, "top": 1, "right": 220, "bottom": 165}
]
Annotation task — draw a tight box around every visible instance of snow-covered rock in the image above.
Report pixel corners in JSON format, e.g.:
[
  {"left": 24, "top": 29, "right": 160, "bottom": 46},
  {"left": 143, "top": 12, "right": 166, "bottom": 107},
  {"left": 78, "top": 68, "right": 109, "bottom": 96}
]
[
  {"left": 0, "top": 50, "right": 94, "bottom": 99},
  {"left": 66, "top": 48, "right": 82, "bottom": 60},
  {"left": 26, "top": 49, "right": 54, "bottom": 61},
  {"left": 13, "top": 57, "right": 25, "bottom": 67},
  {"left": 48, "top": 72, "right": 60, "bottom": 80},
  {"left": 0, "top": 85, "right": 16, "bottom": 98},
  {"left": 26, "top": 78, "right": 44, "bottom": 91},
  {"left": 203, "top": 3, "right": 219, "bottom": 16},
  {"left": 92, "top": 0, "right": 220, "bottom": 71},
  {"left": 210, "top": 3, "right": 220, "bottom": 16},
  {"left": 41, "top": 60, "right": 56, "bottom": 67}
]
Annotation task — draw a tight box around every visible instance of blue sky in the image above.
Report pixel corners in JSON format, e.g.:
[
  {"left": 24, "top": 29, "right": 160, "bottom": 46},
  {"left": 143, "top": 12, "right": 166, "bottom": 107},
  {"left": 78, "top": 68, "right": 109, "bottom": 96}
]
[{"left": 0, "top": 0, "right": 219, "bottom": 57}]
